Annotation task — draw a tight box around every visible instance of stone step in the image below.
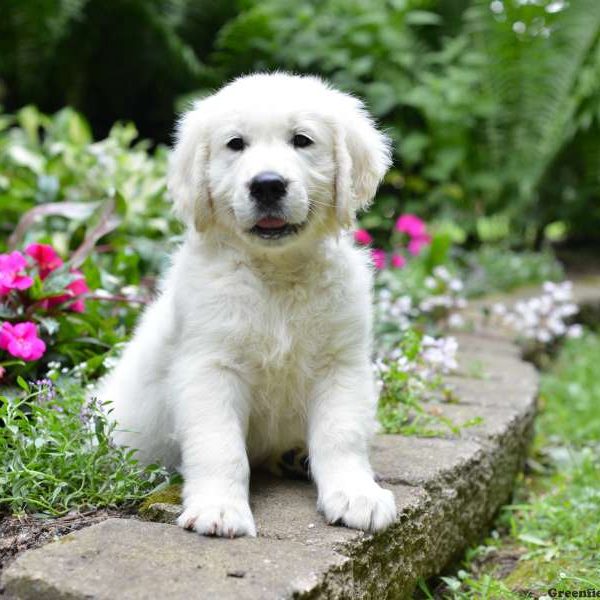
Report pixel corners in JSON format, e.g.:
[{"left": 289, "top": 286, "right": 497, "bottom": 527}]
[{"left": 1, "top": 327, "right": 539, "bottom": 599}]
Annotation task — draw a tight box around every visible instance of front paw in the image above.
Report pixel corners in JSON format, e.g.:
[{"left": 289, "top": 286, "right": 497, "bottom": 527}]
[
  {"left": 318, "top": 480, "right": 396, "bottom": 532},
  {"left": 177, "top": 497, "right": 257, "bottom": 538}
]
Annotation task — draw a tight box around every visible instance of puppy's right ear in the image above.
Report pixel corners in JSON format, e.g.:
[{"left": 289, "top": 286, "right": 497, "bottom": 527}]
[{"left": 168, "top": 99, "right": 213, "bottom": 232}]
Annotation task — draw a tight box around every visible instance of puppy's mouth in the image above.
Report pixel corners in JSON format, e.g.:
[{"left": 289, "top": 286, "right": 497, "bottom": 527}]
[{"left": 249, "top": 217, "right": 304, "bottom": 240}]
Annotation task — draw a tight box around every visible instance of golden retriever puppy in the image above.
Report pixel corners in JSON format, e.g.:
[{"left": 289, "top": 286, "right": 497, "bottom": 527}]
[{"left": 100, "top": 73, "right": 396, "bottom": 537}]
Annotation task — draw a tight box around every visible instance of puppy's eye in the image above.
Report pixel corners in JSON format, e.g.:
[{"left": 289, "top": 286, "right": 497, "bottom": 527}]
[
  {"left": 292, "top": 134, "right": 313, "bottom": 149},
  {"left": 227, "top": 137, "right": 245, "bottom": 151}
]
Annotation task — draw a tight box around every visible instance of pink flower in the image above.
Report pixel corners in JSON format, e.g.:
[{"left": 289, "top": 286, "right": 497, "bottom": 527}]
[
  {"left": 65, "top": 275, "right": 90, "bottom": 313},
  {"left": 25, "top": 243, "right": 63, "bottom": 279},
  {"left": 371, "top": 248, "right": 386, "bottom": 270},
  {"left": 407, "top": 235, "right": 432, "bottom": 256},
  {"left": 0, "top": 251, "right": 34, "bottom": 296},
  {"left": 391, "top": 253, "right": 407, "bottom": 269},
  {"left": 395, "top": 214, "right": 427, "bottom": 238},
  {"left": 0, "top": 321, "right": 46, "bottom": 361},
  {"left": 353, "top": 229, "right": 373, "bottom": 245},
  {"left": 43, "top": 270, "right": 90, "bottom": 313}
]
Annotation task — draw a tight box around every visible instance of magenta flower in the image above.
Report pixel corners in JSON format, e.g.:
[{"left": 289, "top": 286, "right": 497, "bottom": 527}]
[
  {"left": 395, "top": 213, "right": 432, "bottom": 256},
  {"left": 371, "top": 248, "right": 386, "bottom": 270},
  {"left": 407, "top": 235, "right": 432, "bottom": 256},
  {"left": 395, "top": 214, "right": 427, "bottom": 237},
  {"left": 391, "top": 253, "right": 407, "bottom": 269},
  {"left": 43, "top": 270, "right": 90, "bottom": 313},
  {"left": 0, "top": 321, "right": 46, "bottom": 361},
  {"left": 354, "top": 229, "right": 373, "bottom": 245},
  {"left": 65, "top": 275, "right": 90, "bottom": 313},
  {"left": 26, "top": 243, "right": 64, "bottom": 279},
  {"left": 0, "top": 251, "right": 34, "bottom": 296}
]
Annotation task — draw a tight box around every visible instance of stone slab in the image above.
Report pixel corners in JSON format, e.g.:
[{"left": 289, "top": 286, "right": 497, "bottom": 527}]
[{"left": 2, "top": 518, "right": 350, "bottom": 600}]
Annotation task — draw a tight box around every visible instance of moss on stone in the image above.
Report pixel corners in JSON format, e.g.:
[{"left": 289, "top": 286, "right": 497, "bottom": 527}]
[{"left": 138, "top": 484, "right": 182, "bottom": 515}]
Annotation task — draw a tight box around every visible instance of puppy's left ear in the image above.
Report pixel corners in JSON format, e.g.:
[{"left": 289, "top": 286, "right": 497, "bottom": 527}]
[
  {"left": 333, "top": 94, "right": 392, "bottom": 228},
  {"left": 168, "top": 98, "right": 213, "bottom": 232}
]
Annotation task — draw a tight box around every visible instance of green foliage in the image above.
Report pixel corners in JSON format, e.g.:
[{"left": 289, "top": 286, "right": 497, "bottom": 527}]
[
  {"left": 207, "top": 0, "right": 600, "bottom": 243},
  {"left": 466, "top": 0, "right": 600, "bottom": 239},
  {"left": 377, "top": 328, "right": 467, "bottom": 437},
  {"left": 426, "top": 331, "right": 600, "bottom": 598},
  {"left": 0, "top": 376, "right": 168, "bottom": 515},
  {"left": 538, "top": 330, "right": 600, "bottom": 445},
  {"left": 0, "top": 107, "right": 178, "bottom": 383},
  {"left": 2, "top": 0, "right": 599, "bottom": 240},
  {"left": 0, "top": 0, "right": 236, "bottom": 141},
  {"left": 0, "top": 105, "right": 177, "bottom": 268},
  {"left": 457, "top": 246, "right": 564, "bottom": 297},
  {"left": 375, "top": 235, "right": 563, "bottom": 301}
]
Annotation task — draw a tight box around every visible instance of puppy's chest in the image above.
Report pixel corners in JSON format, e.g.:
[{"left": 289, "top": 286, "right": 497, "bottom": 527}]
[{"left": 239, "top": 285, "right": 330, "bottom": 373}]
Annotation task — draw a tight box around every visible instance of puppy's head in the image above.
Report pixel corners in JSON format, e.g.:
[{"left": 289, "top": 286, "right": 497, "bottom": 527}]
[{"left": 169, "top": 73, "right": 391, "bottom": 248}]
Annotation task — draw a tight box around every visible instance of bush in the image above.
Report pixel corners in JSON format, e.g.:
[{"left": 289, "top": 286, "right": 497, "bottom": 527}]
[
  {"left": 0, "top": 107, "right": 177, "bottom": 383},
  {"left": 2, "top": 1, "right": 599, "bottom": 243}
]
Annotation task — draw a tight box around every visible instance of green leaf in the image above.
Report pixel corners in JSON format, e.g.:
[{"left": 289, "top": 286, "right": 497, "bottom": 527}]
[
  {"left": 405, "top": 11, "right": 441, "bottom": 26},
  {"left": 518, "top": 533, "right": 551, "bottom": 547},
  {"left": 16, "top": 376, "right": 30, "bottom": 393}
]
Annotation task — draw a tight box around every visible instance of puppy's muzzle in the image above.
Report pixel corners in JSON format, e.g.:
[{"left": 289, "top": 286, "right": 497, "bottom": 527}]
[
  {"left": 247, "top": 171, "right": 305, "bottom": 241},
  {"left": 249, "top": 171, "right": 288, "bottom": 208}
]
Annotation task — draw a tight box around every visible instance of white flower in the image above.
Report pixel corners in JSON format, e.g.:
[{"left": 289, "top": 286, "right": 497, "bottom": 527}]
[
  {"left": 396, "top": 355, "right": 410, "bottom": 372},
  {"left": 448, "top": 313, "right": 465, "bottom": 329},
  {"left": 433, "top": 266, "right": 451, "bottom": 282},
  {"left": 121, "top": 285, "right": 140, "bottom": 297},
  {"left": 421, "top": 335, "right": 458, "bottom": 373},
  {"left": 496, "top": 281, "right": 580, "bottom": 346},
  {"left": 536, "top": 329, "right": 552, "bottom": 343},
  {"left": 567, "top": 324, "right": 583, "bottom": 338},
  {"left": 544, "top": 281, "right": 572, "bottom": 303},
  {"left": 449, "top": 278, "right": 464, "bottom": 292},
  {"left": 492, "top": 303, "right": 507, "bottom": 316}
]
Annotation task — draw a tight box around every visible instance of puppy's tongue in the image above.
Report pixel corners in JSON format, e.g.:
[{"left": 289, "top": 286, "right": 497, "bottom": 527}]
[{"left": 256, "top": 217, "right": 287, "bottom": 229}]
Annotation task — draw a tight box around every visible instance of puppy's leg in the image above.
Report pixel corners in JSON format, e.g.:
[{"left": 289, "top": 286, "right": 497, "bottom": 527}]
[
  {"left": 309, "top": 364, "right": 396, "bottom": 532},
  {"left": 173, "top": 365, "right": 255, "bottom": 538}
]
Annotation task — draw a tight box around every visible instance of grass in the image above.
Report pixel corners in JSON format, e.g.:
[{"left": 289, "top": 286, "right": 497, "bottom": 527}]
[
  {"left": 0, "top": 375, "right": 168, "bottom": 516},
  {"left": 419, "top": 331, "right": 600, "bottom": 598}
]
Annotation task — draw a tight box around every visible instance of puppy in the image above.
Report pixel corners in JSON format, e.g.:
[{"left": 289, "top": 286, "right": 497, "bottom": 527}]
[{"left": 100, "top": 73, "right": 396, "bottom": 537}]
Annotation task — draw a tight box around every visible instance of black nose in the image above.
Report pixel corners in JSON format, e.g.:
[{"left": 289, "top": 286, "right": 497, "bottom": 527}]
[{"left": 249, "top": 171, "right": 287, "bottom": 206}]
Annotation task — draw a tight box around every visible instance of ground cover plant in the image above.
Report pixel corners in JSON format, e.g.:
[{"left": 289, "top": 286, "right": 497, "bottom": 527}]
[
  {"left": 0, "top": 376, "right": 167, "bottom": 515},
  {"left": 418, "top": 330, "right": 600, "bottom": 598},
  {"left": 0, "top": 109, "right": 178, "bottom": 525}
]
